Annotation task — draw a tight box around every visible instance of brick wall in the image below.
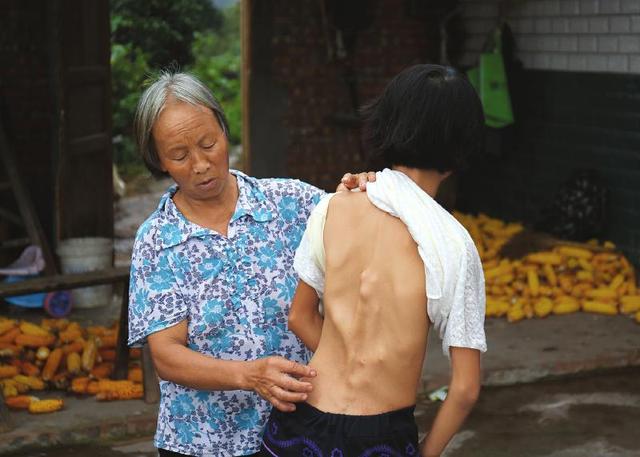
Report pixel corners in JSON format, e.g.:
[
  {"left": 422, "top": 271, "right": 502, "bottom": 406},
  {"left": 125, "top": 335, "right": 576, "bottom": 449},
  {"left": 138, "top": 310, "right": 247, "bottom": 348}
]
[
  {"left": 249, "top": 0, "right": 440, "bottom": 191},
  {"left": 460, "top": 0, "right": 640, "bottom": 73}
]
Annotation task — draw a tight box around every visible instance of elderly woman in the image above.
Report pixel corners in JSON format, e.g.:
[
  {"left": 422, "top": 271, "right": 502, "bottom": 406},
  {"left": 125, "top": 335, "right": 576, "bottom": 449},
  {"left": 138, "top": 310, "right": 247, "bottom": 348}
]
[{"left": 128, "top": 72, "right": 371, "bottom": 457}]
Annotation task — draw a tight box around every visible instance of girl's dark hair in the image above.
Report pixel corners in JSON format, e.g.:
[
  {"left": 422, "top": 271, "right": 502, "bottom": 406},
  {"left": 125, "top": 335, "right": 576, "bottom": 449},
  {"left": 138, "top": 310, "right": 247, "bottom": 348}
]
[{"left": 361, "top": 64, "right": 485, "bottom": 173}]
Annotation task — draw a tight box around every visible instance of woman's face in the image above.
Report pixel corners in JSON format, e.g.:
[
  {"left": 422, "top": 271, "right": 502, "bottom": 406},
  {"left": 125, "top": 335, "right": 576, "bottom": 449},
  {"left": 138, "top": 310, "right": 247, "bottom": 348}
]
[{"left": 152, "top": 101, "right": 230, "bottom": 203}]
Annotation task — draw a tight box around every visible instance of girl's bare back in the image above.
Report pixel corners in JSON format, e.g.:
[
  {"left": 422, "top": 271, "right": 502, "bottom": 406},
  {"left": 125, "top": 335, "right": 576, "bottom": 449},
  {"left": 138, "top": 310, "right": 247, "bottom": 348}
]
[{"left": 305, "top": 191, "right": 430, "bottom": 414}]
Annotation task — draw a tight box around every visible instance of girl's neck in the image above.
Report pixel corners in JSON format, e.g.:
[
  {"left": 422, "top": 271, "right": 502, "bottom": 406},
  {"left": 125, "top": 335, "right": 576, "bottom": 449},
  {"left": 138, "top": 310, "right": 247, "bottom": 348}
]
[{"left": 391, "top": 165, "right": 449, "bottom": 198}]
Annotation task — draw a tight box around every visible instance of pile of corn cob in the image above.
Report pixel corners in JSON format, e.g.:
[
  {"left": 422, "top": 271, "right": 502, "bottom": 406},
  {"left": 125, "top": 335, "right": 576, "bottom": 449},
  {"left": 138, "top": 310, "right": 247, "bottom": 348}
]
[
  {"left": 0, "top": 319, "right": 143, "bottom": 413},
  {"left": 454, "top": 212, "right": 640, "bottom": 324}
]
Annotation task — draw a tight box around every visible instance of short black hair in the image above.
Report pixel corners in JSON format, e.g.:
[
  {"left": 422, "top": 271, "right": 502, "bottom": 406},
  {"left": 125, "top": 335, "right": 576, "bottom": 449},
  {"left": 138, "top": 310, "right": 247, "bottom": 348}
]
[{"left": 361, "top": 64, "right": 484, "bottom": 173}]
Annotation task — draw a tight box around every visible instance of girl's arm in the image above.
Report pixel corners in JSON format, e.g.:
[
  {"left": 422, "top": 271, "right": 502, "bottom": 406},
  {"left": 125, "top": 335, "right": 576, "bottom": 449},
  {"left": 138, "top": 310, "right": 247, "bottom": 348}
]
[
  {"left": 288, "top": 280, "right": 323, "bottom": 352},
  {"left": 421, "top": 347, "right": 481, "bottom": 457}
]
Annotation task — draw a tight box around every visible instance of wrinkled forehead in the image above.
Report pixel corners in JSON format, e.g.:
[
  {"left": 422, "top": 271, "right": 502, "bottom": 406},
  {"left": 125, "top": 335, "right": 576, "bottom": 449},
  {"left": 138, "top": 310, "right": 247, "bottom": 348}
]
[{"left": 153, "top": 100, "right": 222, "bottom": 139}]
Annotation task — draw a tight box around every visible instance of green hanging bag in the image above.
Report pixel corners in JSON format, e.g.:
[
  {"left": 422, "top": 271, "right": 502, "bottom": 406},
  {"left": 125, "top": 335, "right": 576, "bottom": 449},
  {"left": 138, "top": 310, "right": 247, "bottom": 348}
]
[{"left": 468, "top": 27, "right": 514, "bottom": 128}]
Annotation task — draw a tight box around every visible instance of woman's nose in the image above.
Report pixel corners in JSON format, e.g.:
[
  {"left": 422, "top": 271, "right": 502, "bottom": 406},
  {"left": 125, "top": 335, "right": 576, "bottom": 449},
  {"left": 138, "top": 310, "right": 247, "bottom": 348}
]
[{"left": 192, "top": 150, "right": 211, "bottom": 174}]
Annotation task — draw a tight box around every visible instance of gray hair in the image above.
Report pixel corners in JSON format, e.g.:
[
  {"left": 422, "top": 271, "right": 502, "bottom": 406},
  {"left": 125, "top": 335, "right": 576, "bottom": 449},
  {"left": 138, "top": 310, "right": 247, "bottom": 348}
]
[{"left": 133, "top": 71, "right": 229, "bottom": 177}]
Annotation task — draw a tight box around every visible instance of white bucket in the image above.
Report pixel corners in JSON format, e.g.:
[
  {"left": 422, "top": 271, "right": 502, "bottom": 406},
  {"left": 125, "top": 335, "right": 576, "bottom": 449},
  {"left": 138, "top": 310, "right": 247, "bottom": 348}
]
[{"left": 56, "top": 237, "right": 114, "bottom": 309}]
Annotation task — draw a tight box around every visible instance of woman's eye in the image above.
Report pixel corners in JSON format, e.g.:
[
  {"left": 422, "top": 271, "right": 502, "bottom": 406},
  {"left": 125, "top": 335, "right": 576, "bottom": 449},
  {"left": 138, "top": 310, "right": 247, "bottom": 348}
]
[{"left": 203, "top": 143, "right": 215, "bottom": 150}]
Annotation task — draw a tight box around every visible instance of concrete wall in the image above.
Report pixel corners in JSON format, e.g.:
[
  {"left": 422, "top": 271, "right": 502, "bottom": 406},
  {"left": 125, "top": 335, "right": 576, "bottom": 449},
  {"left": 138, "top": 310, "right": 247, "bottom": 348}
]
[{"left": 460, "top": 0, "right": 640, "bottom": 73}]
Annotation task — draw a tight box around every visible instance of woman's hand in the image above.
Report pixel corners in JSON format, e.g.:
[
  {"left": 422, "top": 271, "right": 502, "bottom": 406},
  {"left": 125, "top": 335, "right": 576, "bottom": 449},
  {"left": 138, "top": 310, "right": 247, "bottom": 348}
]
[
  {"left": 245, "top": 356, "right": 317, "bottom": 412},
  {"left": 336, "top": 171, "right": 377, "bottom": 192}
]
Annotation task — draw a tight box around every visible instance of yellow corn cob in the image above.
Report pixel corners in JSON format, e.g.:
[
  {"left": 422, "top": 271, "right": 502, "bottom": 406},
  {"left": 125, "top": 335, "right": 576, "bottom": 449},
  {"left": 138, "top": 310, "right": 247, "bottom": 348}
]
[
  {"left": 486, "top": 298, "right": 510, "bottom": 317},
  {"left": 495, "top": 273, "right": 514, "bottom": 285},
  {"left": 59, "top": 327, "right": 83, "bottom": 343},
  {"left": 96, "top": 383, "right": 144, "bottom": 401},
  {"left": 572, "top": 283, "right": 593, "bottom": 298},
  {"left": 534, "top": 298, "right": 553, "bottom": 318},
  {"left": 67, "top": 352, "right": 82, "bottom": 375},
  {"left": 593, "top": 252, "right": 619, "bottom": 263},
  {"left": 15, "top": 334, "right": 56, "bottom": 348},
  {"left": 527, "top": 270, "right": 540, "bottom": 297},
  {"left": 484, "top": 264, "right": 512, "bottom": 280},
  {"left": 19, "top": 322, "right": 52, "bottom": 338},
  {"left": 578, "top": 258, "right": 593, "bottom": 272},
  {"left": 62, "top": 339, "right": 86, "bottom": 355},
  {"left": 586, "top": 288, "right": 618, "bottom": 300},
  {"left": 90, "top": 362, "right": 113, "bottom": 379},
  {"left": 13, "top": 375, "right": 45, "bottom": 390},
  {"left": 0, "top": 327, "right": 19, "bottom": 344},
  {"left": 94, "top": 379, "right": 140, "bottom": 392},
  {"left": 81, "top": 337, "right": 98, "bottom": 372},
  {"left": 10, "top": 378, "right": 29, "bottom": 394},
  {"left": 582, "top": 300, "right": 618, "bottom": 315},
  {"left": 543, "top": 264, "right": 557, "bottom": 287},
  {"left": 2, "top": 382, "right": 18, "bottom": 398},
  {"left": 28, "top": 398, "right": 64, "bottom": 414},
  {"left": 553, "top": 296, "right": 580, "bottom": 315},
  {"left": 490, "top": 285, "right": 504, "bottom": 296},
  {"left": 42, "top": 348, "right": 63, "bottom": 381},
  {"left": 556, "top": 246, "right": 593, "bottom": 259},
  {"left": 576, "top": 270, "right": 594, "bottom": 282},
  {"left": 539, "top": 285, "right": 553, "bottom": 297},
  {"left": 620, "top": 296, "right": 640, "bottom": 314},
  {"left": 70, "top": 376, "right": 90, "bottom": 394},
  {"left": 21, "top": 361, "right": 40, "bottom": 377},
  {"left": 527, "top": 252, "right": 563, "bottom": 265},
  {"left": 0, "top": 320, "right": 16, "bottom": 336},
  {"left": 503, "top": 224, "right": 524, "bottom": 236},
  {"left": 603, "top": 241, "right": 616, "bottom": 249},
  {"left": 482, "top": 259, "right": 499, "bottom": 271},
  {"left": 507, "top": 306, "right": 526, "bottom": 323},
  {"left": 558, "top": 276, "right": 574, "bottom": 294},
  {"left": 0, "top": 365, "right": 19, "bottom": 379},
  {"left": 5, "top": 395, "right": 38, "bottom": 410},
  {"left": 609, "top": 274, "right": 625, "bottom": 290}
]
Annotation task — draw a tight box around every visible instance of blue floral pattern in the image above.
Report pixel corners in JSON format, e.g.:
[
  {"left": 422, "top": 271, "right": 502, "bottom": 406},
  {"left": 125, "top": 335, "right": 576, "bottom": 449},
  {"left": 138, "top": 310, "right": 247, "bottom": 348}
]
[{"left": 128, "top": 170, "right": 323, "bottom": 456}]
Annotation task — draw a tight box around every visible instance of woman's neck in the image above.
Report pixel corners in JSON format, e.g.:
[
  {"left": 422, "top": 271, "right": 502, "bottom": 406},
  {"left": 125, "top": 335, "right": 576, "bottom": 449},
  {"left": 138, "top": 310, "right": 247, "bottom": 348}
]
[{"left": 173, "top": 174, "right": 239, "bottom": 235}]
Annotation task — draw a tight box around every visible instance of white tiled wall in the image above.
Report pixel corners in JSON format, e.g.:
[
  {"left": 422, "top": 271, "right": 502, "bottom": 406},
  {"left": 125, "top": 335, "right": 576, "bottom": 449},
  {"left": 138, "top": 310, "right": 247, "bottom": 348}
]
[{"left": 459, "top": 0, "right": 640, "bottom": 73}]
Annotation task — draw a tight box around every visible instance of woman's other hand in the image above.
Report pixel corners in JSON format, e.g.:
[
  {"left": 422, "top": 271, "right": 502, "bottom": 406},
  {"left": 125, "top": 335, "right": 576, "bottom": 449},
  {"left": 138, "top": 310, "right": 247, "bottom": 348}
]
[
  {"left": 336, "top": 171, "right": 376, "bottom": 192},
  {"left": 245, "top": 356, "right": 317, "bottom": 412}
]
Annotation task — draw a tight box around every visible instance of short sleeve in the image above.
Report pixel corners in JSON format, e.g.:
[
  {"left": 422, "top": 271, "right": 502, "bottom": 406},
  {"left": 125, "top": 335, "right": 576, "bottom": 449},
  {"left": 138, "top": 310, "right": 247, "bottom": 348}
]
[
  {"left": 293, "top": 194, "right": 333, "bottom": 297},
  {"left": 128, "top": 227, "right": 188, "bottom": 347},
  {"left": 287, "top": 180, "right": 325, "bottom": 251},
  {"left": 441, "top": 241, "right": 487, "bottom": 355}
]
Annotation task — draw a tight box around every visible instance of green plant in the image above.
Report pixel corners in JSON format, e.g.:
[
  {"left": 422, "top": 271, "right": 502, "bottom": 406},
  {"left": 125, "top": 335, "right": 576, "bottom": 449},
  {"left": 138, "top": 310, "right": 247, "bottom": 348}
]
[{"left": 110, "top": 2, "right": 241, "bottom": 176}]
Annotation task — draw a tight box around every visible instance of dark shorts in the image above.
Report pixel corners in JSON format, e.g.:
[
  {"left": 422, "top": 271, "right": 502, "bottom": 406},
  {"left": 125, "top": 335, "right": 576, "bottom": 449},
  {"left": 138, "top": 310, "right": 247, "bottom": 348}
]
[{"left": 259, "top": 402, "right": 419, "bottom": 457}]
